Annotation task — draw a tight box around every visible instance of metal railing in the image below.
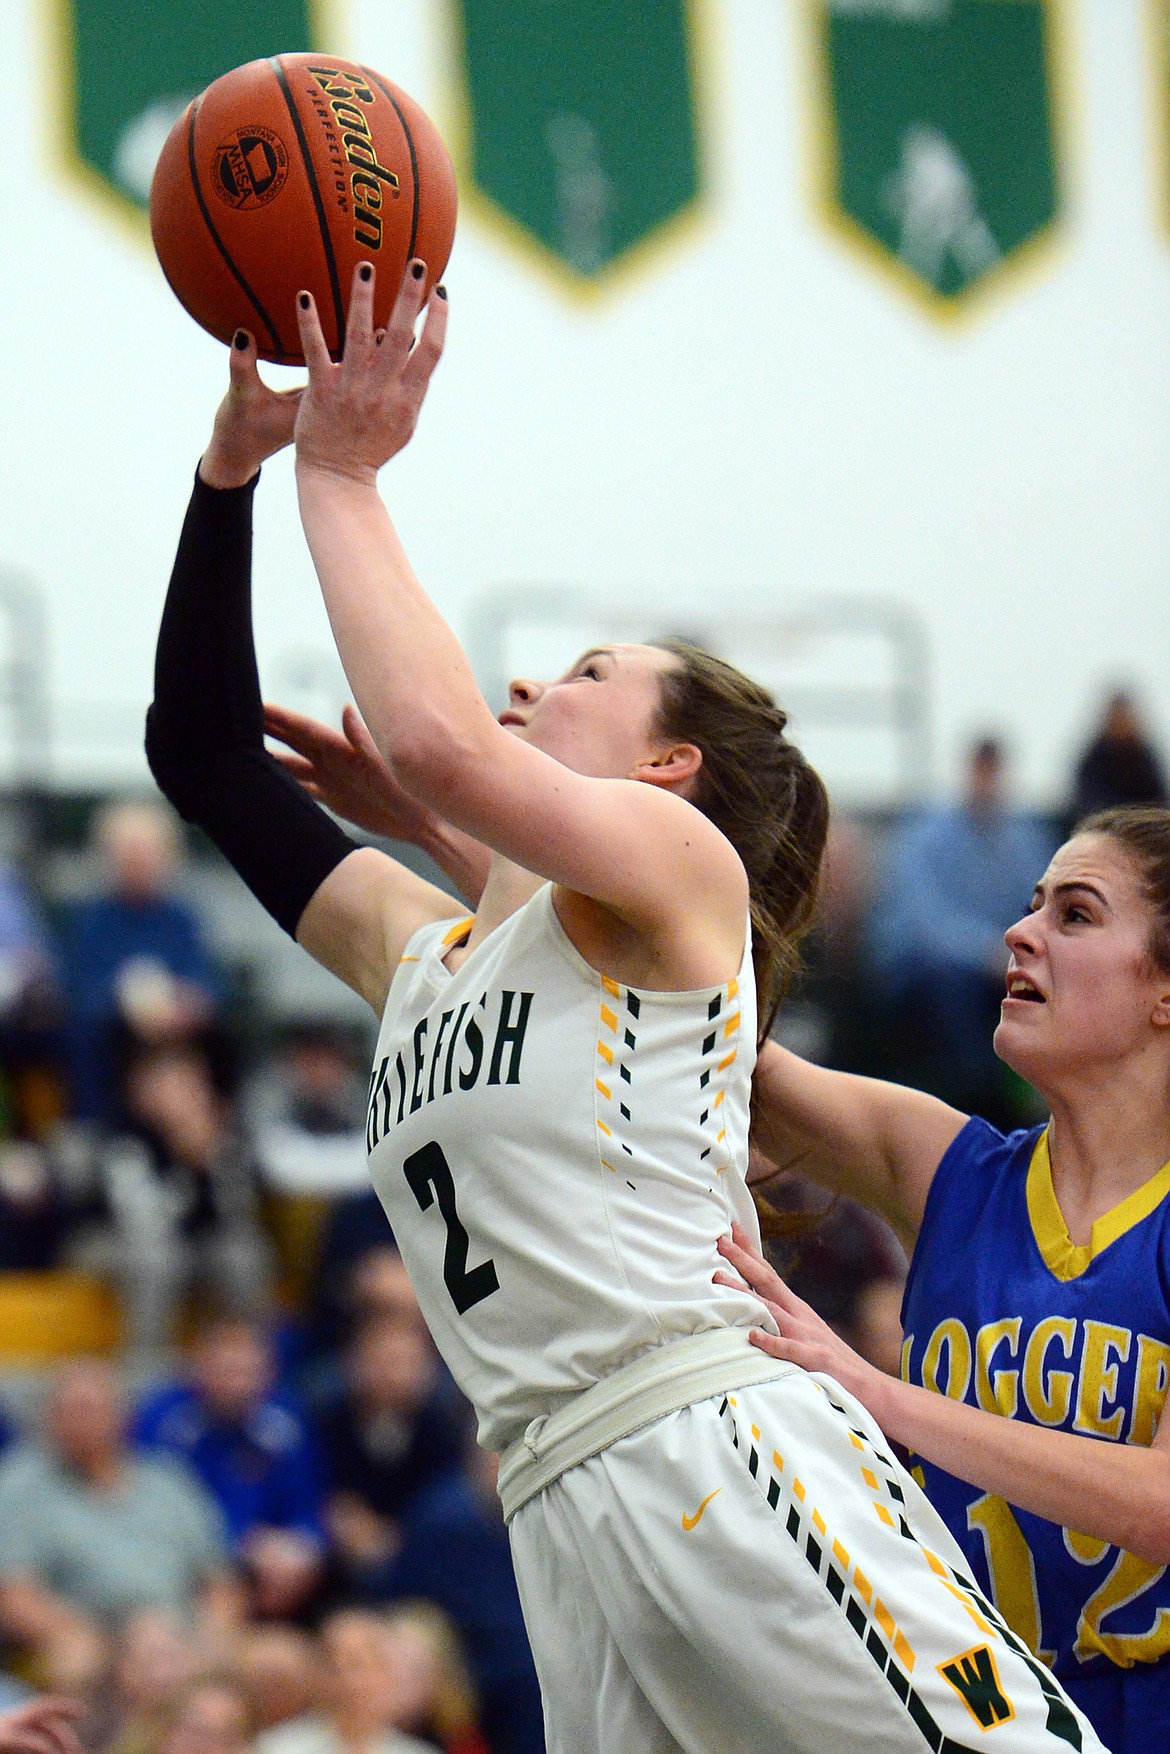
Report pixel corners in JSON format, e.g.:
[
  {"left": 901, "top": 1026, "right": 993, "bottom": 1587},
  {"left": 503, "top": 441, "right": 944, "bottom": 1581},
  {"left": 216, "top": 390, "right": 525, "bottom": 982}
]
[{"left": 465, "top": 585, "right": 933, "bottom": 807}]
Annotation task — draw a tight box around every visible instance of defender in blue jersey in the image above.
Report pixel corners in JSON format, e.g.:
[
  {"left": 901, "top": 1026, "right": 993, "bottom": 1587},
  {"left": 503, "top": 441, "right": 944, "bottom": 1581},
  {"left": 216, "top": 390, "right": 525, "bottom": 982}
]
[
  {"left": 898, "top": 1112, "right": 1170, "bottom": 1745},
  {"left": 719, "top": 806, "right": 1170, "bottom": 1754}
]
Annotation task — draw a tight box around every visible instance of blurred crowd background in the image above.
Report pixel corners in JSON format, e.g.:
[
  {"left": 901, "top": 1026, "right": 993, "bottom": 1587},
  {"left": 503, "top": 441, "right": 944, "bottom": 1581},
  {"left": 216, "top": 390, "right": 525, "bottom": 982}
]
[{"left": 0, "top": 678, "right": 1158, "bottom": 1752}]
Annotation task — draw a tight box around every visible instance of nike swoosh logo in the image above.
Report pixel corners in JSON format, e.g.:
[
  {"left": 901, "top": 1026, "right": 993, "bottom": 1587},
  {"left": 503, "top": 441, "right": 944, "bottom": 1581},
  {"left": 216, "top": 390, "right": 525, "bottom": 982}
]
[{"left": 681, "top": 1488, "right": 722, "bottom": 1531}]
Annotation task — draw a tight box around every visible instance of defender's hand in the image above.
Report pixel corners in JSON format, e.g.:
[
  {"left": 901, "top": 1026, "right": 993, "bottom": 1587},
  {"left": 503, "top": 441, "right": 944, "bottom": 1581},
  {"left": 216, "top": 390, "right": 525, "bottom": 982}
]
[
  {"left": 264, "top": 700, "right": 435, "bottom": 841},
  {"left": 200, "top": 331, "right": 304, "bottom": 490}
]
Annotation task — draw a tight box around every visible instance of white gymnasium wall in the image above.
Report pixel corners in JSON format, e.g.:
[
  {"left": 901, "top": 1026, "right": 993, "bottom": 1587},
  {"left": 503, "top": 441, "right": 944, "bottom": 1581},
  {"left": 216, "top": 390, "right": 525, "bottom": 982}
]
[{"left": 0, "top": 0, "right": 1167, "bottom": 807}]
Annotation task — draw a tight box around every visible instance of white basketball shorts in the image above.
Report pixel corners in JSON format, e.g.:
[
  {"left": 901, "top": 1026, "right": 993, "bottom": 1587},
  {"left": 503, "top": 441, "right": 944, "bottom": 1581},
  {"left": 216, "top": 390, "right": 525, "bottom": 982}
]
[{"left": 508, "top": 1369, "right": 1106, "bottom": 1754}]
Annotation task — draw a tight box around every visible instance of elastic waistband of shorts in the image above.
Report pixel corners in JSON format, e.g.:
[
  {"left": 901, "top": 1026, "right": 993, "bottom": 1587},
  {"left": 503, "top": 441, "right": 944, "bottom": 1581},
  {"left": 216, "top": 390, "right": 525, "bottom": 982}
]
[{"left": 497, "top": 1328, "right": 796, "bottom": 1523}]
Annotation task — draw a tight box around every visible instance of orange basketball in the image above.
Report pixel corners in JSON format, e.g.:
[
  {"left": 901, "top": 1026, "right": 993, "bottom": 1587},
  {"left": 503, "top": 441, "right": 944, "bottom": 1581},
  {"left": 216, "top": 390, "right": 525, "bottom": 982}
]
[{"left": 149, "top": 52, "right": 457, "bottom": 364}]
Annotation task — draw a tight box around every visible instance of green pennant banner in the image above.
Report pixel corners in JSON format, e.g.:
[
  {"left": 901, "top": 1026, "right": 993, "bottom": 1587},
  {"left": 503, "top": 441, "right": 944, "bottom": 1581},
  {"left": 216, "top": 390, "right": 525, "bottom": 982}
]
[
  {"left": 59, "top": 0, "right": 315, "bottom": 217},
  {"left": 454, "top": 0, "right": 701, "bottom": 287},
  {"left": 813, "top": 0, "right": 1060, "bottom": 313}
]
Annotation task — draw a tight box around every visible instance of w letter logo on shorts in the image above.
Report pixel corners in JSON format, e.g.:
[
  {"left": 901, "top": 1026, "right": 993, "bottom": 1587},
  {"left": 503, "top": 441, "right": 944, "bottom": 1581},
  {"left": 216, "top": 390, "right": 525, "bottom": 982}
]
[{"left": 938, "top": 1644, "right": 1015, "bottom": 1730}]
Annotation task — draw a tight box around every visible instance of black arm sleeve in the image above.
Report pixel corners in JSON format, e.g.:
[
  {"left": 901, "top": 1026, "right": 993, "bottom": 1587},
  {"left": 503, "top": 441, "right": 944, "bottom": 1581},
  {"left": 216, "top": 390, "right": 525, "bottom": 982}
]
[{"left": 145, "top": 469, "right": 359, "bottom": 938}]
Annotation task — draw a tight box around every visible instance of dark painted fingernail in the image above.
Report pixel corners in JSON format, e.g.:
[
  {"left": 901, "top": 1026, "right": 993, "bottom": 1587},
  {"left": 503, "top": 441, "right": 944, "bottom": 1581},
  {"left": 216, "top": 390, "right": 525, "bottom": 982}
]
[
  {"left": 410, "top": 260, "right": 425, "bottom": 280},
  {"left": 435, "top": 284, "right": 447, "bottom": 300},
  {"left": 232, "top": 330, "right": 248, "bottom": 350},
  {"left": 358, "top": 263, "right": 373, "bottom": 283},
  {"left": 298, "top": 292, "right": 311, "bottom": 310}
]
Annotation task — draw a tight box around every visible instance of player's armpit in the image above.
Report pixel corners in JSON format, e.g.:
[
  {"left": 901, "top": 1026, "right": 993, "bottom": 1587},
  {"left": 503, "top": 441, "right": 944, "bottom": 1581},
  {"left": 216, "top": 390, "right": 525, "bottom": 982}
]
[{"left": 296, "top": 845, "right": 464, "bottom": 1013}]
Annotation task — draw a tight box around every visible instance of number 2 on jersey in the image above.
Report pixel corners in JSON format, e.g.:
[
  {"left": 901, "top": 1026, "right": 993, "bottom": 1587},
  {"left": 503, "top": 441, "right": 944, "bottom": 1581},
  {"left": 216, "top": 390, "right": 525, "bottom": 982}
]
[{"left": 403, "top": 1140, "right": 500, "bottom": 1314}]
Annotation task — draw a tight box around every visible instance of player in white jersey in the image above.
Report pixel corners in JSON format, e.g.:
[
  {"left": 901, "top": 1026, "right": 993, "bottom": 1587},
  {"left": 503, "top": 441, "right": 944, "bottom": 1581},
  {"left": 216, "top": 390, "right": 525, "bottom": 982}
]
[{"left": 149, "top": 262, "right": 1108, "bottom": 1753}]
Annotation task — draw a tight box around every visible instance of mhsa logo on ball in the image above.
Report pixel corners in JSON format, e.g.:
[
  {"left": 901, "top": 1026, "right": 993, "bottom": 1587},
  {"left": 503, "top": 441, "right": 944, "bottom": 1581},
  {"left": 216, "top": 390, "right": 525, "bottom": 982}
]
[{"left": 213, "top": 126, "right": 289, "bottom": 210}]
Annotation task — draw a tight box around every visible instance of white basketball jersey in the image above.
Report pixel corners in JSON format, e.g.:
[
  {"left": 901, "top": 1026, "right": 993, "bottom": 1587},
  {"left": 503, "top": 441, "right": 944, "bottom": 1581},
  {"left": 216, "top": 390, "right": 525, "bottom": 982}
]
[{"left": 365, "top": 882, "right": 769, "bottom": 1451}]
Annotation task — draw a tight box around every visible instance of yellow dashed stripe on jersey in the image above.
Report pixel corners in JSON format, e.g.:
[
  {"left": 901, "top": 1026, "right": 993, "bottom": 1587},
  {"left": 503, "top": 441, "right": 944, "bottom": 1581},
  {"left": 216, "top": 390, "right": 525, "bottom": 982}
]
[
  {"left": 593, "top": 978, "right": 639, "bottom": 1178},
  {"left": 698, "top": 978, "right": 740, "bottom": 1172}
]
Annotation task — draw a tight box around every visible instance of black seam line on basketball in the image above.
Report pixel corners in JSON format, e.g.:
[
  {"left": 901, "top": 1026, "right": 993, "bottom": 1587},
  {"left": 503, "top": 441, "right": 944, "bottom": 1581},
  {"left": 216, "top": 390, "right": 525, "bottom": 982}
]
[
  {"left": 186, "top": 97, "right": 284, "bottom": 357},
  {"left": 269, "top": 57, "right": 346, "bottom": 351},
  {"left": 362, "top": 66, "right": 421, "bottom": 261}
]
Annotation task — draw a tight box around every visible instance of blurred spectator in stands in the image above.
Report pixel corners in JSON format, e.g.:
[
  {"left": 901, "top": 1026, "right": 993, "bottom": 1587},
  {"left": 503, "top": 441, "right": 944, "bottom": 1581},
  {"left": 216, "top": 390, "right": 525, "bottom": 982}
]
[
  {"left": 62, "top": 801, "right": 222, "bottom": 1126},
  {"left": 244, "top": 1021, "right": 371, "bottom": 1316},
  {"left": 756, "top": 1178, "right": 907, "bottom": 1341},
  {"left": 867, "top": 734, "right": 1054, "bottom": 1126},
  {"left": 1067, "top": 685, "right": 1168, "bottom": 827},
  {"left": 776, "top": 817, "right": 884, "bottom": 1078},
  {"left": 98, "top": 1608, "right": 201, "bottom": 1754},
  {"left": 234, "top": 1626, "right": 322, "bottom": 1735},
  {"left": 308, "top": 1199, "right": 397, "bottom": 1371},
  {"left": 318, "top": 1294, "right": 470, "bottom": 1591},
  {"left": 357, "top": 1447, "right": 543, "bottom": 1754},
  {"left": 155, "top": 1677, "right": 254, "bottom": 1754},
  {"left": 750, "top": 1160, "right": 907, "bottom": 1397},
  {"left": 379, "top": 1603, "right": 488, "bottom": 1754},
  {"left": 0, "top": 1139, "right": 66, "bottom": 1270},
  {"left": 346, "top": 1250, "right": 423, "bottom": 1330},
  {"left": 247, "top": 1020, "right": 369, "bottom": 1196},
  {"left": 0, "top": 1360, "right": 237, "bottom": 1688},
  {"left": 137, "top": 1318, "right": 324, "bottom": 1623},
  {"left": 254, "top": 1609, "right": 435, "bottom": 1754},
  {"left": 59, "top": 1040, "right": 273, "bottom": 1372},
  {"left": 0, "top": 855, "right": 66, "bottom": 1139}
]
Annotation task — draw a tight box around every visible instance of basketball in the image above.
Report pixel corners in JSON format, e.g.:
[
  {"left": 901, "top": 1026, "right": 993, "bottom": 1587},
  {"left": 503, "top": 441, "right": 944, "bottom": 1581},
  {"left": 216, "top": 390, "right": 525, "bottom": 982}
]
[{"left": 149, "top": 52, "right": 457, "bottom": 364}]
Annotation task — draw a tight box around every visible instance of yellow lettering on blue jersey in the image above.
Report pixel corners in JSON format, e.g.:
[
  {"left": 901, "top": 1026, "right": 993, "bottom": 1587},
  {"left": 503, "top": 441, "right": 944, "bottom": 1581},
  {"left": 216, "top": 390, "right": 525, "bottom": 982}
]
[
  {"left": 922, "top": 1318, "right": 972, "bottom": 1401},
  {"left": 975, "top": 1318, "right": 1022, "bottom": 1417},
  {"left": 1132, "top": 1335, "right": 1170, "bottom": 1447},
  {"left": 1073, "top": 1321, "right": 1131, "bottom": 1439},
  {"left": 1022, "top": 1316, "right": 1076, "bottom": 1426}
]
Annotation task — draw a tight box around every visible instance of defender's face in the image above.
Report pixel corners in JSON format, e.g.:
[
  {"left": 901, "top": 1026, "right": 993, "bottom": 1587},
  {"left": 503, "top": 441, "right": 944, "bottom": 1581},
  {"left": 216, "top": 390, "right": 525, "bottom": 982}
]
[
  {"left": 994, "top": 833, "right": 1170, "bottom": 1086},
  {"left": 500, "top": 643, "right": 682, "bottom": 779}
]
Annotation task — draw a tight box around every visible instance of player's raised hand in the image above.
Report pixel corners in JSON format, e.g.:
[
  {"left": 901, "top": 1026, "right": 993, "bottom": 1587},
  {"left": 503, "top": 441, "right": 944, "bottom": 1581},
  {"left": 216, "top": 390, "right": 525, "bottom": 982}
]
[
  {"left": 200, "top": 330, "right": 305, "bottom": 490},
  {"left": 293, "top": 259, "right": 447, "bottom": 485}
]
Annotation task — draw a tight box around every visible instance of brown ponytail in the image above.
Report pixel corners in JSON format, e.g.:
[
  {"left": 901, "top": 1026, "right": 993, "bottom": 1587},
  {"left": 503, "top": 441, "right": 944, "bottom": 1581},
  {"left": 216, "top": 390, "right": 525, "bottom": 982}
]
[
  {"left": 652, "top": 642, "right": 829, "bottom": 1242},
  {"left": 651, "top": 640, "right": 830, "bottom": 1041}
]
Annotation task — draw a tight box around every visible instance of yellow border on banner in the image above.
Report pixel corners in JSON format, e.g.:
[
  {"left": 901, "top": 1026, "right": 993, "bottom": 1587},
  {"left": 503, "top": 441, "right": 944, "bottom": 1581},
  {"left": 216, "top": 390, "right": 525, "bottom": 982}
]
[
  {"left": 797, "top": 0, "right": 1075, "bottom": 326},
  {"left": 437, "top": 0, "right": 720, "bottom": 304},
  {"left": 36, "top": 0, "right": 347, "bottom": 248},
  {"left": 1144, "top": 0, "right": 1170, "bottom": 240}
]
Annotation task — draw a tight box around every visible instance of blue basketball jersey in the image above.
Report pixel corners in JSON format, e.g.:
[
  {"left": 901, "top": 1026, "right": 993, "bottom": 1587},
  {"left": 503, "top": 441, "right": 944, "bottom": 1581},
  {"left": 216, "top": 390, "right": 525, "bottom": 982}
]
[{"left": 901, "top": 1117, "right": 1170, "bottom": 1747}]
